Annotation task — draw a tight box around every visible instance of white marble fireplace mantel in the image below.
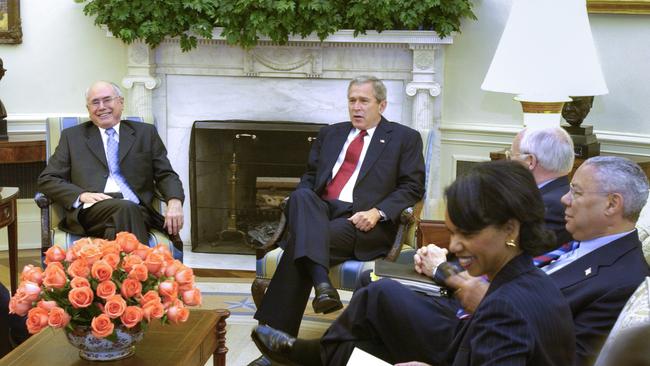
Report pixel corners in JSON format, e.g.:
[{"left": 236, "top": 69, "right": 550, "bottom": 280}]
[{"left": 121, "top": 29, "right": 453, "bottom": 242}]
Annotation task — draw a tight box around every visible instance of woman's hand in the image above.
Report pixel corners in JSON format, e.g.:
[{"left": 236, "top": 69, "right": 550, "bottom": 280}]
[
  {"left": 413, "top": 244, "right": 448, "bottom": 277},
  {"left": 445, "top": 272, "right": 489, "bottom": 314}
]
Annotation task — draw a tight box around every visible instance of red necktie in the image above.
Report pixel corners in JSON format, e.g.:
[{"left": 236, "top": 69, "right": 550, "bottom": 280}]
[{"left": 322, "top": 130, "right": 367, "bottom": 200}]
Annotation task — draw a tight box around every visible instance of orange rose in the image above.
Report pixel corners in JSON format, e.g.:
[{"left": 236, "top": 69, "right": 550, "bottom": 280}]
[
  {"left": 132, "top": 244, "right": 152, "bottom": 261},
  {"left": 174, "top": 267, "right": 194, "bottom": 286},
  {"left": 122, "top": 254, "right": 143, "bottom": 273},
  {"left": 43, "top": 263, "right": 67, "bottom": 289},
  {"left": 8, "top": 297, "right": 31, "bottom": 316},
  {"left": 91, "top": 314, "right": 114, "bottom": 338},
  {"left": 77, "top": 243, "right": 102, "bottom": 265},
  {"left": 15, "top": 281, "right": 41, "bottom": 303},
  {"left": 44, "top": 245, "right": 66, "bottom": 265},
  {"left": 20, "top": 264, "right": 44, "bottom": 285},
  {"left": 67, "top": 258, "right": 90, "bottom": 278},
  {"left": 100, "top": 240, "right": 121, "bottom": 256},
  {"left": 139, "top": 290, "right": 161, "bottom": 306},
  {"left": 96, "top": 281, "right": 117, "bottom": 299},
  {"left": 166, "top": 300, "right": 190, "bottom": 325},
  {"left": 144, "top": 251, "right": 165, "bottom": 275},
  {"left": 104, "top": 295, "right": 127, "bottom": 319},
  {"left": 70, "top": 276, "right": 90, "bottom": 288},
  {"left": 102, "top": 252, "right": 121, "bottom": 270},
  {"left": 128, "top": 264, "right": 149, "bottom": 282},
  {"left": 164, "top": 260, "right": 183, "bottom": 277},
  {"left": 120, "top": 306, "right": 143, "bottom": 328},
  {"left": 47, "top": 306, "right": 71, "bottom": 329},
  {"left": 26, "top": 307, "right": 49, "bottom": 334},
  {"left": 157, "top": 280, "right": 178, "bottom": 301},
  {"left": 91, "top": 260, "right": 113, "bottom": 282},
  {"left": 68, "top": 286, "right": 94, "bottom": 308},
  {"left": 37, "top": 300, "right": 58, "bottom": 311},
  {"left": 182, "top": 288, "right": 202, "bottom": 306},
  {"left": 115, "top": 231, "right": 141, "bottom": 253},
  {"left": 120, "top": 278, "right": 142, "bottom": 298},
  {"left": 142, "top": 301, "right": 164, "bottom": 321},
  {"left": 152, "top": 244, "right": 174, "bottom": 261}
]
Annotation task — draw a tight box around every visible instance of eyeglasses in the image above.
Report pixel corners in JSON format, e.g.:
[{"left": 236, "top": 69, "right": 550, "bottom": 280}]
[
  {"left": 504, "top": 149, "right": 530, "bottom": 162},
  {"left": 567, "top": 184, "right": 611, "bottom": 200},
  {"left": 88, "top": 96, "right": 121, "bottom": 108}
]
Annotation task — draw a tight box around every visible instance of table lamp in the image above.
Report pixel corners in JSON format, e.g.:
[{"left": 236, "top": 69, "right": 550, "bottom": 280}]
[{"left": 481, "top": 0, "right": 608, "bottom": 128}]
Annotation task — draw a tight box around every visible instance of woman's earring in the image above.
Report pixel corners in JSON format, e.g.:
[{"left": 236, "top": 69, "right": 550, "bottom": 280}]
[{"left": 506, "top": 239, "right": 517, "bottom": 247}]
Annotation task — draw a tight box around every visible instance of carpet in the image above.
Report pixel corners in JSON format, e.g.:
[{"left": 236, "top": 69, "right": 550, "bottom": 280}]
[{"left": 195, "top": 276, "right": 352, "bottom": 366}]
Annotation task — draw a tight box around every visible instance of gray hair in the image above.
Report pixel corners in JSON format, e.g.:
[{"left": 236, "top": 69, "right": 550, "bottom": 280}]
[
  {"left": 348, "top": 75, "right": 387, "bottom": 102},
  {"left": 584, "top": 156, "right": 649, "bottom": 221},
  {"left": 84, "top": 81, "right": 123, "bottom": 100},
  {"left": 519, "top": 127, "right": 575, "bottom": 174}
]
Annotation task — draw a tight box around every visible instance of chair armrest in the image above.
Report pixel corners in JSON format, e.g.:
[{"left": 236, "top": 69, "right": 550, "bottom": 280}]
[
  {"left": 34, "top": 192, "right": 51, "bottom": 209},
  {"left": 255, "top": 198, "right": 288, "bottom": 259},
  {"left": 385, "top": 206, "right": 415, "bottom": 261}
]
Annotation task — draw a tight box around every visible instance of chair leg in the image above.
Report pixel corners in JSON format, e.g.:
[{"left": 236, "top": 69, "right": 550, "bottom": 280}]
[{"left": 251, "top": 278, "right": 270, "bottom": 309}]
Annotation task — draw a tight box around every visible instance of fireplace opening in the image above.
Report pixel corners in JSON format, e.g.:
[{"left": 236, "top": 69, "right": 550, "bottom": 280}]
[{"left": 189, "top": 120, "right": 326, "bottom": 254}]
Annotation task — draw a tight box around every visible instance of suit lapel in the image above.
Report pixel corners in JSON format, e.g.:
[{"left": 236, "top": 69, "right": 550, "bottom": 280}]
[
  {"left": 118, "top": 121, "right": 136, "bottom": 163},
  {"left": 356, "top": 117, "right": 391, "bottom": 184},
  {"left": 84, "top": 124, "right": 108, "bottom": 168},
  {"left": 551, "top": 232, "right": 640, "bottom": 289}
]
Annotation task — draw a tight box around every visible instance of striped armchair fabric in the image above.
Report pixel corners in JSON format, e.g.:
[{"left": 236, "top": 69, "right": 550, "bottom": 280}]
[
  {"left": 37, "top": 116, "right": 182, "bottom": 261},
  {"left": 252, "top": 127, "right": 434, "bottom": 306}
]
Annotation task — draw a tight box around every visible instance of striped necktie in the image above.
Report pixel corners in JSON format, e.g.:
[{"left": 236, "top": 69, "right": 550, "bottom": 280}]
[
  {"left": 322, "top": 130, "right": 367, "bottom": 200},
  {"left": 533, "top": 241, "right": 580, "bottom": 267},
  {"left": 105, "top": 128, "right": 140, "bottom": 204}
]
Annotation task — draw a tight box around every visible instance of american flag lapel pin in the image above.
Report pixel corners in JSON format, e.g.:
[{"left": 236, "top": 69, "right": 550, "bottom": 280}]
[
  {"left": 380, "top": 139, "right": 385, "bottom": 143},
  {"left": 585, "top": 267, "right": 592, "bottom": 276}
]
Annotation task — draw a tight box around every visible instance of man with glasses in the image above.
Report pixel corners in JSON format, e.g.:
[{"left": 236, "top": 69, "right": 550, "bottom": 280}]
[
  {"left": 38, "top": 81, "right": 184, "bottom": 245},
  {"left": 510, "top": 127, "right": 575, "bottom": 245}
]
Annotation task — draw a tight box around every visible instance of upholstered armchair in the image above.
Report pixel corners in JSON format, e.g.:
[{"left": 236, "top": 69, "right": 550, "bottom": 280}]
[{"left": 35, "top": 116, "right": 183, "bottom": 261}]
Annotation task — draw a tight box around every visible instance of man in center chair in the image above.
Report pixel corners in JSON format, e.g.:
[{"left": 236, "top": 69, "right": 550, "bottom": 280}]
[{"left": 249, "top": 76, "right": 425, "bottom": 366}]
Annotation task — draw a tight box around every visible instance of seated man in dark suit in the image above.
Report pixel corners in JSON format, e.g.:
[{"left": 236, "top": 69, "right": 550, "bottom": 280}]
[
  {"left": 37, "top": 81, "right": 184, "bottom": 245},
  {"left": 249, "top": 156, "right": 649, "bottom": 366},
  {"left": 510, "top": 126, "right": 574, "bottom": 245},
  {"left": 249, "top": 76, "right": 425, "bottom": 366}
]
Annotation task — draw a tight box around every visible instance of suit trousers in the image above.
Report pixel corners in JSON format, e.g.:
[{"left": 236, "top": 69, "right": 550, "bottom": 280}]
[
  {"left": 254, "top": 188, "right": 359, "bottom": 336},
  {"left": 78, "top": 198, "right": 163, "bottom": 245},
  {"left": 320, "top": 279, "right": 461, "bottom": 365}
]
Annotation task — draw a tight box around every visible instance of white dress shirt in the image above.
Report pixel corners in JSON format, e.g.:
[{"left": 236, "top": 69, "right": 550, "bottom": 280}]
[{"left": 330, "top": 126, "right": 376, "bottom": 203}]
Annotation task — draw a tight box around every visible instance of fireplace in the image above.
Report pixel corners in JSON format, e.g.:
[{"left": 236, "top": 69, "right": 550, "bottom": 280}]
[{"left": 190, "top": 120, "right": 325, "bottom": 254}]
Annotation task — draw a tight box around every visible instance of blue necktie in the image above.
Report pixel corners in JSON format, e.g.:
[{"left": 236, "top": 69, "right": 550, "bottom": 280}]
[
  {"left": 533, "top": 241, "right": 580, "bottom": 267},
  {"left": 105, "top": 128, "right": 140, "bottom": 204}
]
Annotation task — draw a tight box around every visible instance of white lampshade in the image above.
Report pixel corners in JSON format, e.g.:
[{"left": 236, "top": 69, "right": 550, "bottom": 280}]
[{"left": 482, "top": 0, "right": 608, "bottom": 105}]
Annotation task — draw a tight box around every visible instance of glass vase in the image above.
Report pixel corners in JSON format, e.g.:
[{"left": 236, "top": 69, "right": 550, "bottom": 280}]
[{"left": 64, "top": 324, "right": 145, "bottom": 361}]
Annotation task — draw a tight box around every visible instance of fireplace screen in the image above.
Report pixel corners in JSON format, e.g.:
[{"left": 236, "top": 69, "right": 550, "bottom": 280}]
[{"left": 189, "top": 120, "right": 325, "bottom": 254}]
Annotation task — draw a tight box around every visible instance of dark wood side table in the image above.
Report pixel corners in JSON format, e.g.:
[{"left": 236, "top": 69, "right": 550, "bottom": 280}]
[
  {"left": 0, "top": 138, "right": 46, "bottom": 199},
  {"left": 0, "top": 308, "right": 231, "bottom": 366},
  {"left": 0, "top": 187, "right": 19, "bottom": 293}
]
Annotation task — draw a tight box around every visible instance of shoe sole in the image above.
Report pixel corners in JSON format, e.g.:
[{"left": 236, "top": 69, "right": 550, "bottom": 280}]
[
  {"left": 312, "top": 297, "right": 343, "bottom": 314},
  {"left": 251, "top": 329, "right": 297, "bottom": 366}
]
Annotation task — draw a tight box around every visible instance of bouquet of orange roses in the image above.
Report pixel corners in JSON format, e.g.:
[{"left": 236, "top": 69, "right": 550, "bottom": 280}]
[{"left": 9, "top": 232, "right": 202, "bottom": 338}]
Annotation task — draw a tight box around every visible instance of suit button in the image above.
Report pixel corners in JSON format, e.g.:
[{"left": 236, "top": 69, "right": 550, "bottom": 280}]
[{"left": 103, "top": 174, "right": 108, "bottom": 178}]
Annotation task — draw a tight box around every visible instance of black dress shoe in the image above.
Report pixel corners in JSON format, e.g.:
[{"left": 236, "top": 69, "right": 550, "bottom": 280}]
[
  {"left": 247, "top": 355, "right": 273, "bottom": 366},
  {"left": 312, "top": 282, "right": 343, "bottom": 314},
  {"left": 251, "top": 325, "right": 297, "bottom": 366}
]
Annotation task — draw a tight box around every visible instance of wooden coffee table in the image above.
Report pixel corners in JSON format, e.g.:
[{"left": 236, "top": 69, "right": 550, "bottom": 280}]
[{"left": 0, "top": 309, "right": 230, "bottom": 366}]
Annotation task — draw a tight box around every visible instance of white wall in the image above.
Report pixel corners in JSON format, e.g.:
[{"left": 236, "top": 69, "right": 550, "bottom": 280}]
[{"left": 0, "top": 0, "right": 127, "bottom": 115}]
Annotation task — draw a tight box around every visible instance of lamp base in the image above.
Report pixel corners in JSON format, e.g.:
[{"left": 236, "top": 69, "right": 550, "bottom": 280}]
[
  {"left": 0, "top": 118, "right": 8, "bottom": 141},
  {"left": 562, "top": 124, "right": 599, "bottom": 159}
]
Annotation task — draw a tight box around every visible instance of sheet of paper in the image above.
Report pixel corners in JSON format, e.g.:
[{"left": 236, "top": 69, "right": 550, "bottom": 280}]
[{"left": 346, "top": 347, "right": 391, "bottom": 366}]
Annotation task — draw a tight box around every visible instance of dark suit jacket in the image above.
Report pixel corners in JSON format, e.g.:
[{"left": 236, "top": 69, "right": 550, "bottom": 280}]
[
  {"left": 551, "top": 231, "right": 650, "bottom": 366},
  {"left": 38, "top": 120, "right": 184, "bottom": 235},
  {"left": 296, "top": 117, "right": 425, "bottom": 260},
  {"left": 540, "top": 176, "right": 572, "bottom": 246},
  {"left": 448, "top": 254, "right": 575, "bottom": 366}
]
